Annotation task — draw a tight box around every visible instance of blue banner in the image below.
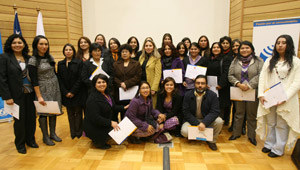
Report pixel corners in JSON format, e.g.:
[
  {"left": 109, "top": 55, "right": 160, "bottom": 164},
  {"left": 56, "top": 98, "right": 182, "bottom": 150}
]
[
  {"left": 254, "top": 18, "right": 300, "bottom": 27},
  {"left": 13, "top": 12, "right": 22, "bottom": 36}
]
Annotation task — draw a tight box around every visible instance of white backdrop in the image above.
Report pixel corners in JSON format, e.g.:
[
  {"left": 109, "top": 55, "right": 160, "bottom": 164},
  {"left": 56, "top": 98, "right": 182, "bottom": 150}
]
[
  {"left": 82, "top": 0, "right": 230, "bottom": 47},
  {"left": 252, "top": 17, "right": 300, "bottom": 61}
]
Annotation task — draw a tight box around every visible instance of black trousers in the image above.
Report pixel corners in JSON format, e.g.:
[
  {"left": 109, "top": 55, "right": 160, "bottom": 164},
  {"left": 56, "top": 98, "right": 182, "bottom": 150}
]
[
  {"left": 66, "top": 106, "right": 83, "bottom": 138},
  {"left": 14, "top": 93, "right": 36, "bottom": 150}
]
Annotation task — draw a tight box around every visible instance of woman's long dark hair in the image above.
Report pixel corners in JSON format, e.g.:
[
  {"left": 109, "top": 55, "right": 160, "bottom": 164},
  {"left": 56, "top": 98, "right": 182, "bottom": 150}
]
[
  {"left": 76, "top": 36, "right": 91, "bottom": 60},
  {"left": 32, "top": 35, "right": 54, "bottom": 66},
  {"left": 236, "top": 41, "right": 257, "bottom": 61},
  {"left": 159, "top": 77, "right": 178, "bottom": 96},
  {"left": 62, "top": 43, "right": 76, "bottom": 59},
  {"left": 4, "top": 34, "right": 30, "bottom": 59},
  {"left": 161, "top": 42, "right": 179, "bottom": 60},
  {"left": 269, "top": 34, "right": 295, "bottom": 72},
  {"left": 209, "top": 42, "right": 223, "bottom": 59}
]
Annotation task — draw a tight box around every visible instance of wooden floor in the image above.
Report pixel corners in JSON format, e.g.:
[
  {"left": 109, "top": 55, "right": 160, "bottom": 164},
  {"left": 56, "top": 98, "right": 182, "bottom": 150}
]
[{"left": 0, "top": 110, "right": 297, "bottom": 170}]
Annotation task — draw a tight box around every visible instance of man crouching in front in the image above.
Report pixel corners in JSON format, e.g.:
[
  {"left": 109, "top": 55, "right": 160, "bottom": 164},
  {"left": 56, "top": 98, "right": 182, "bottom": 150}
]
[{"left": 181, "top": 74, "right": 224, "bottom": 151}]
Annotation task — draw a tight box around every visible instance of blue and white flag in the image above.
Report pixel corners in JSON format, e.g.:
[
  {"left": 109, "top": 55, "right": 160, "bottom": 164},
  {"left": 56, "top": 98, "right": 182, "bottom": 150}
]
[{"left": 13, "top": 12, "right": 22, "bottom": 36}]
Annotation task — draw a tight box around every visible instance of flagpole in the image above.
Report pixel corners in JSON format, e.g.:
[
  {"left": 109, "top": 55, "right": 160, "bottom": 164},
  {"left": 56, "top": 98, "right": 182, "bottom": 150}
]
[{"left": 13, "top": 3, "right": 17, "bottom": 14}]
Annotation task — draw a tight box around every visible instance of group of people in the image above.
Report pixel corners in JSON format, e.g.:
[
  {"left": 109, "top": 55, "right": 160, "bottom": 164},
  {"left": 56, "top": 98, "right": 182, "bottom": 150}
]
[{"left": 0, "top": 33, "right": 299, "bottom": 158}]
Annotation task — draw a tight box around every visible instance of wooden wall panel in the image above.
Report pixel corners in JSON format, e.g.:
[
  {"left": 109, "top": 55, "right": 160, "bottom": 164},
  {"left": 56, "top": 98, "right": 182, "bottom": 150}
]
[
  {"left": 229, "top": 0, "right": 300, "bottom": 57},
  {"left": 0, "top": 0, "right": 83, "bottom": 61}
]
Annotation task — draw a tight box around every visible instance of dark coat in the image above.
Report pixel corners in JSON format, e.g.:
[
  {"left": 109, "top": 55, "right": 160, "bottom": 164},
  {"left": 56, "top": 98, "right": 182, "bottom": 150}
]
[
  {"left": 156, "top": 92, "right": 183, "bottom": 121},
  {"left": 103, "top": 50, "right": 122, "bottom": 63},
  {"left": 182, "top": 89, "right": 220, "bottom": 126},
  {"left": 57, "top": 58, "right": 85, "bottom": 107},
  {"left": 113, "top": 59, "right": 142, "bottom": 102},
  {"left": 83, "top": 89, "right": 123, "bottom": 144},
  {"left": 206, "top": 54, "right": 232, "bottom": 108},
  {"left": 81, "top": 58, "right": 114, "bottom": 91},
  {"left": 0, "top": 53, "right": 32, "bottom": 102}
]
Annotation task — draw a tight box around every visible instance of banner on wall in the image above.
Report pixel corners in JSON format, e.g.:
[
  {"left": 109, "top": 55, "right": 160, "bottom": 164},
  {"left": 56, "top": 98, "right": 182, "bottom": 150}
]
[
  {"left": 252, "top": 17, "right": 300, "bottom": 61},
  {"left": 0, "top": 32, "right": 13, "bottom": 122}
]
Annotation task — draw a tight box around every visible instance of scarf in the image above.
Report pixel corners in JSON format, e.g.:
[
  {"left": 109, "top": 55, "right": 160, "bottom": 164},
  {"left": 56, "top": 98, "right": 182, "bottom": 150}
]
[
  {"left": 189, "top": 55, "right": 201, "bottom": 65},
  {"left": 240, "top": 55, "right": 252, "bottom": 83},
  {"left": 111, "top": 49, "right": 118, "bottom": 61},
  {"left": 162, "top": 56, "right": 173, "bottom": 69},
  {"left": 223, "top": 49, "right": 230, "bottom": 54},
  {"left": 241, "top": 54, "right": 252, "bottom": 66}
]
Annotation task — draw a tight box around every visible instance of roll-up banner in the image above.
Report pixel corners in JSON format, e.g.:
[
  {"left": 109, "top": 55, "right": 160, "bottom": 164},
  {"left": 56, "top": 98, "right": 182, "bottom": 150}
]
[{"left": 252, "top": 17, "right": 300, "bottom": 61}]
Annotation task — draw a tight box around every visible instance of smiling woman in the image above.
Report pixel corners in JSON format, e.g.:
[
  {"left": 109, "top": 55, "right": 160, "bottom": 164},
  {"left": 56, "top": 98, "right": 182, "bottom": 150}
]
[
  {"left": 0, "top": 34, "right": 37, "bottom": 154},
  {"left": 28, "top": 35, "right": 63, "bottom": 146},
  {"left": 228, "top": 41, "right": 264, "bottom": 146}
]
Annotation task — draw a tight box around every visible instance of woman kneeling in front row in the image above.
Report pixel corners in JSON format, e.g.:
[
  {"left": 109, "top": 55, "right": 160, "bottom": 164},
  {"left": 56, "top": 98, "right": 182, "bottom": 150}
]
[{"left": 83, "top": 74, "right": 128, "bottom": 149}]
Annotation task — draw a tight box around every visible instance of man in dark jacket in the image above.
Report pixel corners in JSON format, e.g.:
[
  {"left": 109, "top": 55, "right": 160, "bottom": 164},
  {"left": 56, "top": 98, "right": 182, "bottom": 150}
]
[{"left": 181, "top": 75, "right": 224, "bottom": 151}]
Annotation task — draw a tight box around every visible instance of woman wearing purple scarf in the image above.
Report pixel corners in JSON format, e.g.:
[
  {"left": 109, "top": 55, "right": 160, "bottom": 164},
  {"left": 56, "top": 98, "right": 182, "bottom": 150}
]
[
  {"left": 228, "top": 41, "right": 263, "bottom": 146},
  {"left": 182, "top": 42, "right": 208, "bottom": 90}
]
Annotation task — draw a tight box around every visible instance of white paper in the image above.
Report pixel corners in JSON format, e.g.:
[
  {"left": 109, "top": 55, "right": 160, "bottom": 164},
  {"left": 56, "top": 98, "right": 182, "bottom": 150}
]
[
  {"left": 188, "top": 126, "right": 213, "bottom": 142},
  {"left": 185, "top": 64, "right": 207, "bottom": 79},
  {"left": 89, "top": 67, "right": 110, "bottom": 80},
  {"left": 163, "top": 69, "right": 183, "bottom": 83},
  {"left": 263, "top": 82, "right": 287, "bottom": 109},
  {"left": 109, "top": 117, "right": 137, "bottom": 144},
  {"left": 207, "top": 76, "right": 219, "bottom": 97},
  {"left": 230, "top": 87, "right": 255, "bottom": 101},
  {"left": 119, "top": 86, "right": 139, "bottom": 101},
  {"left": 34, "top": 101, "right": 61, "bottom": 114},
  {"left": 4, "top": 103, "right": 19, "bottom": 119}
]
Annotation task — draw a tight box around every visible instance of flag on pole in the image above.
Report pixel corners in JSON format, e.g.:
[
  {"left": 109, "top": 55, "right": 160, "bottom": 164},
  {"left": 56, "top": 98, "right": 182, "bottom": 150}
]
[
  {"left": 0, "top": 31, "right": 3, "bottom": 54},
  {"left": 36, "top": 11, "right": 45, "bottom": 36},
  {"left": 13, "top": 12, "right": 22, "bottom": 36}
]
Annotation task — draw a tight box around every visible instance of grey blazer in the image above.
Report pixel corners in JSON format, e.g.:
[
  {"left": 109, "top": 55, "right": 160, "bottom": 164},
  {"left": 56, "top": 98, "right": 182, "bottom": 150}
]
[{"left": 228, "top": 57, "right": 264, "bottom": 89}]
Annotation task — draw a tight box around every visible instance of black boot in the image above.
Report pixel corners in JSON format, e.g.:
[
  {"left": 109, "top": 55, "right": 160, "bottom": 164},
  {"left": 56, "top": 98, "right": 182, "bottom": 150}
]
[
  {"left": 49, "top": 116, "right": 62, "bottom": 142},
  {"left": 39, "top": 116, "right": 55, "bottom": 146}
]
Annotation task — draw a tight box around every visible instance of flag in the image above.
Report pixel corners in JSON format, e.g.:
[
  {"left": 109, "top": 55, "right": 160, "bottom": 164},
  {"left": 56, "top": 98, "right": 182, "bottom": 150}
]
[
  {"left": 13, "top": 12, "right": 22, "bottom": 36},
  {"left": 36, "top": 11, "right": 45, "bottom": 36},
  {"left": 0, "top": 31, "right": 3, "bottom": 54}
]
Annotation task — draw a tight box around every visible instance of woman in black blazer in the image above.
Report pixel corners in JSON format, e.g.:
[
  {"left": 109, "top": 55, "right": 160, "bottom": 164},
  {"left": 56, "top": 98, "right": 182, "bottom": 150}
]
[
  {"left": 0, "top": 34, "right": 37, "bottom": 154},
  {"left": 156, "top": 77, "right": 182, "bottom": 136},
  {"left": 57, "top": 44, "right": 85, "bottom": 139},
  {"left": 81, "top": 43, "right": 114, "bottom": 93},
  {"left": 84, "top": 74, "right": 127, "bottom": 149}
]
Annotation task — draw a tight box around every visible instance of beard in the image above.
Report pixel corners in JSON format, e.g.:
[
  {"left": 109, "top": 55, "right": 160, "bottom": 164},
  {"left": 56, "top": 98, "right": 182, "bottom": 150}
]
[{"left": 196, "top": 87, "right": 206, "bottom": 93}]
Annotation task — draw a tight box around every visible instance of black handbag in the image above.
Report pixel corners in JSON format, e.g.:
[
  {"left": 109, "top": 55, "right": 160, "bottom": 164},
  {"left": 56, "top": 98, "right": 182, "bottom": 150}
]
[{"left": 291, "top": 138, "right": 300, "bottom": 169}]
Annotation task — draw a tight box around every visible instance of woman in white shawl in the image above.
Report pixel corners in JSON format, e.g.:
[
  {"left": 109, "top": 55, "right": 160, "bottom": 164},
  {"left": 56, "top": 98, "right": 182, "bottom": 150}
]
[{"left": 257, "top": 34, "right": 300, "bottom": 158}]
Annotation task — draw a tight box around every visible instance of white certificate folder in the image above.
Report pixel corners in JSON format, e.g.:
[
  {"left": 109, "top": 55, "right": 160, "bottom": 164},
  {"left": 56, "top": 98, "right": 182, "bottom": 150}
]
[
  {"left": 230, "top": 87, "right": 255, "bottom": 101},
  {"left": 263, "top": 82, "right": 287, "bottom": 109},
  {"left": 119, "top": 86, "right": 139, "bottom": 101},
  {"left": 185, "top": 64, "right": 207, "bottom": 79},
  {"left": 4, "top": 103, "right": 19, "bottom": 120},
  {"left": 188, "top": 126, "right": 213, "bottom": 142},
  {"left": 163, "top": 69, "right": 183, "bottom": 83},
  {"left": 108, "top": 117, "right": 137, "bottom": 144},
  {"left": 34, "top": 101, "right": 61, "bottom": 114}
]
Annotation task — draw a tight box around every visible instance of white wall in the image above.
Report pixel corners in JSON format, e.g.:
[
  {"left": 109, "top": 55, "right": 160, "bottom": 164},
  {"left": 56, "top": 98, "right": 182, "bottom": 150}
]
[{"left": 82, "top": 0, "right": 230, "bottom": 48}]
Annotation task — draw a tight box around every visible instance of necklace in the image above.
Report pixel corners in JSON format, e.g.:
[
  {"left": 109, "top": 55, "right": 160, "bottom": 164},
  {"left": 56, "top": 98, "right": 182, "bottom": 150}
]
[{"left": 274, "top": 64, "right": 290, "bottom": 80}]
